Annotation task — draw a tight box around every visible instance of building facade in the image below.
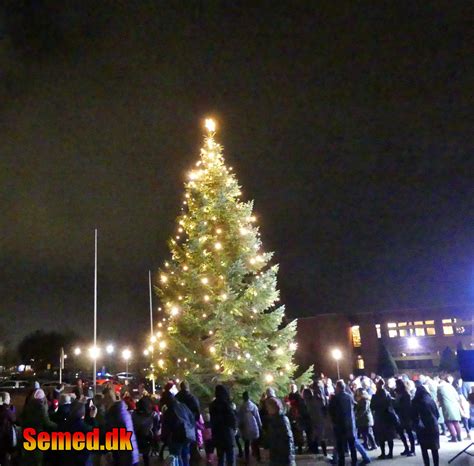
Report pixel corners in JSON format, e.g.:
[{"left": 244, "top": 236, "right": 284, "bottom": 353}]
[{"left": 296, "top": 304, "right": 474, "bottom": 378}]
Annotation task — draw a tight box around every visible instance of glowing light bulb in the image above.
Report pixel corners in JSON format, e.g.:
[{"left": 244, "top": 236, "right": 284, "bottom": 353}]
[
  {"left": 289, "top": 342, "right": 297, "bottom": 351},
  {"left": 159, "top": 341, "right": 167, "bottom": 349},
  {"left": 214, "top": 242, "right": 222, "bottom": 250},
  {"left": 74, "top": 347, "right": 81, "bottom": 356},
  {"left": 220, "top": 293, "right": 227, "bottom": 300},
  {"left": 171, "top": 306, "right": 179, "bottom": 316},
  {"left": 210, "top": 346, "right": 216, "bottom": 353},
  {"left": 214, "top": 364, "right": 220, "bottom": 371},
  {"left": 250, "top": 258, "right": 256, "bottom": 265},
  {"left": 201, "top": 277, "right": 209, "bottom": 284},
  {"left": 265, "top": 373, "right": 274, "bottom": 383},
  {"left": 216, "top": 228, "right": 222, "bottom": 234},
  {"left": 150, "top": 335, "right": 157, "bottom": 343},
  {"left": 205, "top": 118, "right": 216, "bottom": 133},
  {"left": 160, "top": 275, "right": 168, "bottom": 283},
  {"left": 240, "top": 227, "right": 248, "bottom": 236},
  {"left": 204, "top": 295, "right": 210, "bottom": 302},
  {"left": 143, "top": 349, "right": 149, "bottom": 356},
  {"left": 276, "top": 347, "right": 284, "bottom": 355},
  {"left": 183, "top": 265, "right": 188, "bottom": 271}
]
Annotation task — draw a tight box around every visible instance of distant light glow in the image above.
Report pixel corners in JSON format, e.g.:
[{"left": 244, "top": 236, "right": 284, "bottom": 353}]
[
  {"left": 407, "top": 337, "right": 420, "bottom": 350},
  {"left": 332, "top": 348, "right": 342, "bottom": 361},
  {"left": 106, "top": 344, "right": 114, "bottom": 354}
]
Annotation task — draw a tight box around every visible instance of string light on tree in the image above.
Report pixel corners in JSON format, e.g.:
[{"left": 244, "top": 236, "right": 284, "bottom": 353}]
[{"left": 153, "top": 118, "right": 313, "bottom": 397}]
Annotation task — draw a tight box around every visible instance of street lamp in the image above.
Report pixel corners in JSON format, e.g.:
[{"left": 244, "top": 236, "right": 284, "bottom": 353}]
[
  {"left": 106, "top": 344, "right": 114, "bottom": 355},
  {"left": 74, "top": 347, "right": 81, "bottom": 356},
  {"left": 122, "top": 349, "right": 132, "bottom": 374},
  {"left": 332, "top": 348, "right": 342, "bottom": 379}
]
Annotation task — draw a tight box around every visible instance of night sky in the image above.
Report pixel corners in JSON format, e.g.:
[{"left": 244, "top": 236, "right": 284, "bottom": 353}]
[{"left": 1, "top": 2, "right": 473, "bottom": 345}]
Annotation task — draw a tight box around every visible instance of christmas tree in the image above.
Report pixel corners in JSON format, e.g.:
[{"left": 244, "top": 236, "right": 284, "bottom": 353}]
[{"left": 152, "top": 119, "right": 312, "bottom": 398}]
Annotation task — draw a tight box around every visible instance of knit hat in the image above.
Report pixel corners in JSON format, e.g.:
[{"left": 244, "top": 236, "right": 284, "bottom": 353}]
[{"left": 34, "top": 389, "right": 46, "bottom": 400}]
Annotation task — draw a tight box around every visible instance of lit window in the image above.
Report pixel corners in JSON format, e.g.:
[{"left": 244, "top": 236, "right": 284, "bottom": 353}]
[
  {"left": 387, "top": 323, "right": 397, "bottom": 328},
  {"left": 415, "top": 327, "right": 426, "bottom": 336},
  {"left": 357, "top": 356, "right": 365, "bottom": 369},
  {"left": 443, "top": 326, "right": 454, "bottom": 335},
  {"left": 398, "top": 322, "right": 407, "bottom": 327},
  {"left": 426, "top": 327, "right": 436, "bottom": 336},
  {"left": 351, "top": 326, "right": 362, "bottom": 348},
  {"left": 375, "top": 324, "right": 381, "bottom": 339},
  {"left": 399, "top": 329, "right": 407, "bottom": 337},
  {"left": 425, "top": 320, "right": 435, "bottom": 325},
  {"left": 388, "top": 329, "right": 398, "bottom": 338},
  {"left": 414, "top": 321, "right": 423, "bottom": 326},
  {"left": 442, "top": 318, "right": 454, "bottom": 324}
]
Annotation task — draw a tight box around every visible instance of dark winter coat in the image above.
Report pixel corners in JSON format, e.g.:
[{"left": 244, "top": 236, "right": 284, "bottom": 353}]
[
  {"left": 51, "top": 403, "right": 72, "bottom": 424},
  {"left": 106, "top": 400, "right": 139, "bottom": 466},
  {"left": 328, "top": 391, "right": 356, "bottom": 439},
  {"left": 175, "top": 389, "right": 200, "bottom": 422},
  {"left": 355, "top": 397, "right": 374, "bottom": 428},
  {"left": 59, "top": 417, "right": 96, "bottom": 466},
  {"left": 209, "top": 389, "right": 236, "bottom": 449},
  {"left": 0, "top": 404, "right": 15, "bottom": 453},
  {"left": 161, "top": 399, "right": 196, "bottom": 445},
  {"left": 132, "top": 398, "right": 160, "bottom": 454},
  {"left": 370, "top": 388, "right": 397, "bottom": 442},
  {"left": 395, "top": 391, "right": 413, "bottom": 429},
  {"left": 412, "top": 386, "right": 440, "bottom": 450},
  {"left": 20, "top": 399, "right": 57, "bottom": 466},
  {"left": 267, "top": 414, "right": 295, "bottom": 466}
]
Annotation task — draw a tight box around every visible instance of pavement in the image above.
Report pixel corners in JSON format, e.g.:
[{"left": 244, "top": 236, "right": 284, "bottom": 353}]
[
  {"left": 142, "top": 436, "right": 474, "bottom": 465},
  {"left": 290, "top": 437, "right": 474, "bottom": 465}
]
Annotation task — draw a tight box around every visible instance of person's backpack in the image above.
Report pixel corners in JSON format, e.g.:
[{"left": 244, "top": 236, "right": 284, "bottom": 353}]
[{"left": 173, "top": 402, "right": 196, "bottom": 443}]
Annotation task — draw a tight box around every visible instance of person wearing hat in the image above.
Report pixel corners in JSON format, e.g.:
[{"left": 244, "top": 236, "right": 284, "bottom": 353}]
[
  {"left": 59, "top": 400, "right": 97, "bottom": 466},
  {"left": 20, "top": 389, "right": 57, "bottom": 466}
]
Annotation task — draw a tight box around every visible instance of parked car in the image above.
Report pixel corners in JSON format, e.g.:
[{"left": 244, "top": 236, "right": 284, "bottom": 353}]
[
  {"left": 96, "top": 379, "right": 123, "bottom": 394},
  {"left": 41, "top": 381, "right": 72, "bottom": 389},
  {"left": 115, "top": 372, "right": 135, "bottom": 381},
  {"left": 0, "top": 380, "right": 31, "bottom": 390}
]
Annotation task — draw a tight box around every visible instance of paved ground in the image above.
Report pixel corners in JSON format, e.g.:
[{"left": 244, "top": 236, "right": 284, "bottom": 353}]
[
  {"left": 289, "top": 437, "right": 474, "bottom": 465},
  {"left": 142, "top": 436, "right": 474, "bottom": 465}
]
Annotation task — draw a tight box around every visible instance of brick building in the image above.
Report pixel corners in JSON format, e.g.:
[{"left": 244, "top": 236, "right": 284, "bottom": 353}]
[{"left": 295, "top": 304, "right": 474, "bottom": 378}]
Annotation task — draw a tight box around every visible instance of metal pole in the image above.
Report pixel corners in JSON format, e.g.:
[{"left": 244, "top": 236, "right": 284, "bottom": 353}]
[
  {"left": 93, "top": 229, "right": 98, "bottom": 394},
  {"left": 336, "top": 360, "right": 340, "bottom": 379},
  {"left": 59, "top": 347, "right": 64, "bottom": 384},
  {"left": 148, "top": 270, "right": 156, "bottom": 394}
]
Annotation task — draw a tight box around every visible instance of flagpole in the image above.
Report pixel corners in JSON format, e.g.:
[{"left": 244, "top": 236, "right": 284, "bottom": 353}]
[
  {"left": 148, "top": 270, "right": 156, "bottom": 394},
  {"left": 93, "top": 229, "right": 98, "bottom": 394}
]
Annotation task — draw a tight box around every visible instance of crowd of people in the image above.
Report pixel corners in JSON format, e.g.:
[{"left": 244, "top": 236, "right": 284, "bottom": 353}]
[{"left": 0, "top": 372, "right": 473, "bottom": 466}]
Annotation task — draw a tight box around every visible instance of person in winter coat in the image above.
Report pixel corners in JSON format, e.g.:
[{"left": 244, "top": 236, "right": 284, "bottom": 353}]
[
  {"left": 209, "top": 385, "right": 237, "bottom": 466},
  {"left": 286, "top": 390, "right": 309, "bottom": 455},
  {"left": 51, "top": 393, "right": 72, "bottom": 424},
  {"left": 412, "top": 382, "right": 440, "bottom": 466},
  {"left": 161, "top": 390, "right": 196, "bottom": 466},
  {"left": 132, "top": 397, "right": 159, "bottom": 466},
  {"left": 394, "top": 379, "right": 415, "bottom": 456},
  {"left": 355, "top": 388, "right": 376, "bottom": 451},
  {"left": 59, "top": 400, "right": 97, "bottom": 466},
  {"left": 328, "top": 380, "right": 357, "bottom": 466},
  {"left": 238, "top": 391, "right": 262, "bottom": 463},
  {"left": 266, "top": 397, "right": 295, "bottom": 466},
  {"left": 455, "top": 380, "right": 472, "bottom": 440},
  {"left": 176, "top": 381, "right": 200, "bottom": 421},
  {"left": 0, "top": 392, "right": 16, "bottom": 466},
  {"left": 21, "top": 389, "right": 57, "bottom": 466},
  {"left": 437, "top": 378, "right": 462, "bottom": 442},
  {"left": 370, "top": 379, "right": 397, "bottom": 460},
  {"left": 302, "top": 387, "right": 328, "bottom": 456},
  {"left": 103, "top": 388, "right": 139, "bottom": 466}
]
